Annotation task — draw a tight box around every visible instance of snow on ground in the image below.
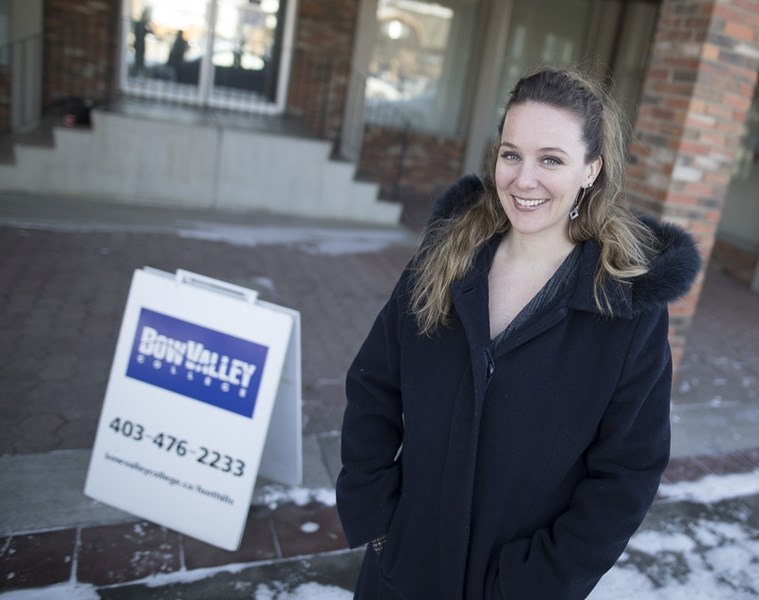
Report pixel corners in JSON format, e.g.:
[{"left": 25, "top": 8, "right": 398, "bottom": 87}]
[
  {"left": 176, "top": 223, "right": 416, "bottom": 256},
  {"left": 253, "top": 582, "right": 352, "bottom": 599},
  {"left": 0, "top": 218, "right": 416, "bottom": 257},
  {"left": 2, "top": 474, "right": 757, "bottom": 599},
  {"left": 0, "top": 584, "right": 101, "bottom": 600},
  {"left": 659, "top": 471, "right": 759, "bottom": 504},
  {"left": 0, "top": 581, "right": 354, "bottom": 599},
  {"left": 590, "top": 471, "right": 759, "bottom": 599},
  {"left": 256, "top": 485, "right": 336, "bottom": 509},
  {"left": 589, "top": 517, "right": 759, "bottom": 599}
]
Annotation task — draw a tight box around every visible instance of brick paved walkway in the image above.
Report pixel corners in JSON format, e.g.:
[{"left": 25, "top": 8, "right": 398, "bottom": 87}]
[
  {"left": 0, "top": 226, "right": 413, "bottom": 454},
  {"left": 1, "top": 217, "right": 757, "bottom": 595}
]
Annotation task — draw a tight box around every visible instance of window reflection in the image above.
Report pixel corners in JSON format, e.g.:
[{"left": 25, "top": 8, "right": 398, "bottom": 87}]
[
  {"left": 124, "top": 0, "right": 285, "bottom": 106},
  {"left": 212, "top": 0, "right": 279, "bottom": 94},
  {"left": 365, "top": 0, "right": 477, "bottom": 136},
  {"left": 127, "top": 0, "right": 207, "bottom": 84}
]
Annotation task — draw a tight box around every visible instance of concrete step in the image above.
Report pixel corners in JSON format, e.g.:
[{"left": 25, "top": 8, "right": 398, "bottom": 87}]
[{"left": 0, "top": 109, "right": 400, "bottom": 225}]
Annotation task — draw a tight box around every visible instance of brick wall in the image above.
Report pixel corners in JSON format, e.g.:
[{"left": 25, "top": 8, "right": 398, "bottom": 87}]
[
  {"left": 287, "top": 0, "right": 359, "bottom": 140},
  {"left": 357, "top": 126, "right": 466, "bottom": 227},
  {"left": 627, "top": 0, "right": 759, "bottom": 369},
  {"left": 711, "top": 237, "right": 759, "bottom": 286},
  {"left": 43, "top": 0, "right": 120, "bottom": 109}
]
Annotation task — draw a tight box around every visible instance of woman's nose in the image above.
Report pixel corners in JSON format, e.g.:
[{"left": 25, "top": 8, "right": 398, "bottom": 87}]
[{"left": 514, "top": 163, "right": 538, "bottom": 189}]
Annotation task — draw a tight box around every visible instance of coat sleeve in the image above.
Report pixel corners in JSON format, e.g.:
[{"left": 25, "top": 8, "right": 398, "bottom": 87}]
[
  {"left": 488, "top": 307, "right": 672, "bottom": 600},
  {"left": 336, "top": 271, "right": 408, "bottom": 549}
]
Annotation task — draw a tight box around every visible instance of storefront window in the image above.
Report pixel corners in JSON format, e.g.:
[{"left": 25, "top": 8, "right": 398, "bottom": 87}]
[
  {"left": 719, "top": 81, "right": 759, "bottom": 248},
  {"left": 365, "top": 0, "right": 480, "bottom": 136},
  {"left": 121, "top": 0, "right": 292, "bottom": 111},
  {"left": 496, "top": 0, "right": 594, "bottom": 117},
  {"left": 494, "top": 0, "right": 658, "bottom": 134}
]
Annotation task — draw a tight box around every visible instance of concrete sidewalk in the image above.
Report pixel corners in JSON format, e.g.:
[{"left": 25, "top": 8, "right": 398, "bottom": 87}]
[{"left": 0, "top": 192, "right": 758, "bottom": 597}]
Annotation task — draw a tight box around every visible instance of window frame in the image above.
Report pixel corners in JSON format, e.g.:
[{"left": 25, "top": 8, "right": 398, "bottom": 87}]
[{"left": 118, "top": 0, "right": 298, "bottom": 115}]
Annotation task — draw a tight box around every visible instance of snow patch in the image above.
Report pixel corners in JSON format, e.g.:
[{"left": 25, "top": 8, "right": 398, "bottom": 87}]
[
  {"left": 300, "top": 522, "right": 320, "bottom": 534},
  {"left": 257, "top": 486, "right": 336, "bottom": 510},
  {"left": 590, "top": 507, "right": 759, "bottom": 599},
  {"left": 627, "top": 530, "right": 695, "bottom": 554},
  {"left": 658, "top": 471, "right": 759, "bottom": 504},
  {"left": 0, "top": 583, "right": 100, "bottom": 599},
  {"left": 176, "top": 224, "right": 415, "bottom": 256},
  {"left": 254, "top": 582, "right": 352, "bottom": 599},
  {"left": 0, "top": 219, "right": 415, "bottom": 257}
]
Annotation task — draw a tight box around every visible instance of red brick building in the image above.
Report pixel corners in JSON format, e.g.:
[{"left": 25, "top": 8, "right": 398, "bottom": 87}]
[{"left": 1, "top": 0, "right": 758, "bottom": 362}]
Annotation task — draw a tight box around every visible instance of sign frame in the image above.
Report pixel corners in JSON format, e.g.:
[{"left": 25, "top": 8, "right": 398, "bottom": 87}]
[{"left": 84, "top": 268, "right": 302, "bottom": 550}]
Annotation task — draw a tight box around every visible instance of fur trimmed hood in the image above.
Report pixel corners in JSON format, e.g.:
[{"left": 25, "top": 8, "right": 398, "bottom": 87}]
[{"left": 426, "top": 174, "right": 702, "bottom": 316}]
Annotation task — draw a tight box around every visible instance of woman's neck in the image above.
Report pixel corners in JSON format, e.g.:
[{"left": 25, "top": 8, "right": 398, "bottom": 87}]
[{"left": 502, "top": 229, "right": 577, "bottom": 268}]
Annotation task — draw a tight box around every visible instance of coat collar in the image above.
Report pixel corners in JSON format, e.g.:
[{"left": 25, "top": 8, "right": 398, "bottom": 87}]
[
  {"left": 569, "top": 240, "right": 633, "bottom": 319},
  {"left": 429, "top": 175, "right": 701, "bottom": 319}
]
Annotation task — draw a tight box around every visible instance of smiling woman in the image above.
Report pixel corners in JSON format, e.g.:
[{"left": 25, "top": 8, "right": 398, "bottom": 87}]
[
  {"left": 495, "top": 102, "right": 602, "bottom": 242},
  {"left": 336, "top": 67, "right": 702, "bottom": 599}
]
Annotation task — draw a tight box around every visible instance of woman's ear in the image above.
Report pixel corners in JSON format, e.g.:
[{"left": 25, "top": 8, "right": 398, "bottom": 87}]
[{"left": 585, "top": 156, "right": 603, "bottom": 187}]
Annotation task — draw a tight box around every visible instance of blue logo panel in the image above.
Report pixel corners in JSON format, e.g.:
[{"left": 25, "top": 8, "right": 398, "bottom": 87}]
[{"left": 126, "top": 308, "right": 269, "bottom": 418}]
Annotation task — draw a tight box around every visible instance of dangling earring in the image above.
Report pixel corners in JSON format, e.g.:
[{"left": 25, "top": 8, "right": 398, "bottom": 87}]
[{"left": 569, "top": 182, "right": 592, "bottom": 221}]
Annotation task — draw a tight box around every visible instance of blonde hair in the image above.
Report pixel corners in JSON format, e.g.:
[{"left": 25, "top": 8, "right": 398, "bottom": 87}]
[{"left": 411, "top": 68, "right": 658, "bottom": 335}]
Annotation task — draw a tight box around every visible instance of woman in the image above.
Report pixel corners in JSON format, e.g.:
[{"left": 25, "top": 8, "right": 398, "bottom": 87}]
[{"left": 336, "top": 68, "right": 701, "bottom": 599}]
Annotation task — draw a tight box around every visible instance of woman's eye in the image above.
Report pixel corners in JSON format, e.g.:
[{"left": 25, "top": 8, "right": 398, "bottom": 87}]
[
  {"left": 501, "top": 152, "right": 519, "bottom": 161},
  {"left": 542, "top": 156, "right": 563, "bottom": 166}
]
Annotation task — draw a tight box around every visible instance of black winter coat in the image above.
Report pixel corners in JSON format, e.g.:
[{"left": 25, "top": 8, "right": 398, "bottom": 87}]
[{"left": 337, "top": 175, "right": 701, "bottom": 599}]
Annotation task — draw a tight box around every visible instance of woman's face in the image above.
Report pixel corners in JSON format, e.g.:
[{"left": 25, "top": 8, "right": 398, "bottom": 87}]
[{"left": 494, "top": 101, "right": 601, "bottom": 242}]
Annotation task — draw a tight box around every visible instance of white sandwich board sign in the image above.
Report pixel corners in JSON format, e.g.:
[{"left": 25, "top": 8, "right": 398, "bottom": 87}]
[{"left": 85, "top": 268, "right": 301, "bottom": 551}]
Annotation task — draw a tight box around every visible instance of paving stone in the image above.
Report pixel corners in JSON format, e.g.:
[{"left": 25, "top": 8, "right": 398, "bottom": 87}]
[
  {"left": 183, "top": 505, "right": 277, "bottom": 570},
  {"left": 271, "top": 502, "right": 348, "bottom": 558},
  {"left": 662, "top": 456, "right": 711, "bottom": 484},
  {"left": 0, "top": 529, "right": 76, "bottom": 591},
  {"left": 78, "top": 521, "right": 181, "bottom": 586},
  {"left": 695, "top": 451, "right": 757, "bottom": 475},
  {"left": 739, "top": 447, "right": 759, "bottom": 469},
  {"left": 97, "top": 549, "right": 365, "bottom": 600}
]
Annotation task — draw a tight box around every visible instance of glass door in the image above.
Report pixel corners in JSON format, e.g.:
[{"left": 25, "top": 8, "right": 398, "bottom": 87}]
[
  {"left": 364, "top": 0, "right": 481, "bottom": 136},
  {"left": 122, "top": 0, "right": 291, "bottom": 112},
  {"left": 124, "top": 0, "right": 210, "bottom": 102},
  {"left": 209, "top": 0, "right": 285, "bottom": 108},
  {"left": 495, "top": 0, "right": 594, "bottom": 116},
  {"left": 494, "top": 0, "right": 659, "bottom": 128}
]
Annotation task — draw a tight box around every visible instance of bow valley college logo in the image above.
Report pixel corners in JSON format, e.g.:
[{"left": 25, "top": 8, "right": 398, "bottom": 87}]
[{"left": 126, "top": 308, "right": 269, "bottom": 418}]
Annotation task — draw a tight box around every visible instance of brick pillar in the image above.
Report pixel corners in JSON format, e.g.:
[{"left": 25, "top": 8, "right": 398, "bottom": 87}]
[
  {"left": 43, "top": 0, "right": 120, "bottom": 109},
  {"left": 288, "top": 0, "right": 360, "bottom": 140},
  {"left": 626, "top": 0, "right": 759, "bottom": 370}
]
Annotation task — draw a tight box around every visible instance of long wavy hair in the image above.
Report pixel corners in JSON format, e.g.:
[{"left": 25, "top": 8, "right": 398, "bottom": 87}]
[{"left": 410, "top": 67, "right": 658, "bottom": 335}]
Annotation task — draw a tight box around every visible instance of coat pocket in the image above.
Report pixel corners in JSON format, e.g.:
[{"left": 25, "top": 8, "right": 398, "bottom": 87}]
[
  {"left": 378, "top": 500, "right": 406, "bottom": 579},
  {"left": 524, "top": 426, "right": 588, "bottom": 524}
]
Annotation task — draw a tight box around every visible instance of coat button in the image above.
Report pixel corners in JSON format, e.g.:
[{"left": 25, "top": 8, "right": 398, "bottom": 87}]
[{"left": 484, "top": 349, "right": 494, "bottom": 378}]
